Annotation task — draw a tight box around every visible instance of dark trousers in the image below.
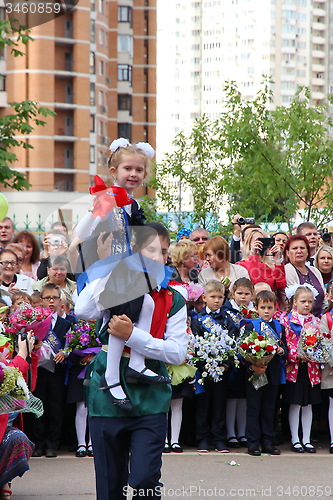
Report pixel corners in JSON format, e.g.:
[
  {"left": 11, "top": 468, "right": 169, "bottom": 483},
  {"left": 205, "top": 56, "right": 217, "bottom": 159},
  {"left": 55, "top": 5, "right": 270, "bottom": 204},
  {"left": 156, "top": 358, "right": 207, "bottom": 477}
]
[
  {"left": 195, "top": 378, "right": 227, "bottom": 443},
  {"left": 32, "top": 365, "right": 65, "bottom": 450},
  {"left": 245, "top": 379, "right": 279, "bottom": 448},
  {"left": 89, "top": 413, "right": 167, "bottom": 500}
]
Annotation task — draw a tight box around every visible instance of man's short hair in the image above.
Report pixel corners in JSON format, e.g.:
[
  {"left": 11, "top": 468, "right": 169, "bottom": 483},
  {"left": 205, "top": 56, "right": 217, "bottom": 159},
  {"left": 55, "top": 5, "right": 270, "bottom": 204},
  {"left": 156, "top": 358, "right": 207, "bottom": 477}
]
[{"left": 296, "top": 222, "right": 317, "bottom": 233}]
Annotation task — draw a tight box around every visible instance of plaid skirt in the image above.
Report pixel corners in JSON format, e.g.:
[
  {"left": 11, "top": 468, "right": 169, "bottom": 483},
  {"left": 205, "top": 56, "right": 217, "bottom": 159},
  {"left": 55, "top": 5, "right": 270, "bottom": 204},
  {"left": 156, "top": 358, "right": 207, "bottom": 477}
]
[{"left": 0, "top": 423, "right": 34, "bottom": 488}]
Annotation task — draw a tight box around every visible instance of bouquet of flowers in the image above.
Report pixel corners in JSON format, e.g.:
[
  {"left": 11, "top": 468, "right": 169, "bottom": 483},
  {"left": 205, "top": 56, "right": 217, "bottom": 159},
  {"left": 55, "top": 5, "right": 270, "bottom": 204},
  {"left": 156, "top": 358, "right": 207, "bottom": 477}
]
[
  {"left": 298, "top": 324, "right": 332, "bottom": 367},
  {"left": 64, "top": 320, "right": 101, "bottom": 378},
  {"left": 0, "top": 362, "right": 43, "bottom": 416},
  {"left": 240, "top": 307, "right": 259, "bottom": 320},
  {"left": 9, "top": 303, "right": 52, "bottom": 341},
  {"left": 187, "top": 316, "right": 238, "bottom": 385},
  {"left": 237, "top": 327, "right": 279, "bottom": 389}
]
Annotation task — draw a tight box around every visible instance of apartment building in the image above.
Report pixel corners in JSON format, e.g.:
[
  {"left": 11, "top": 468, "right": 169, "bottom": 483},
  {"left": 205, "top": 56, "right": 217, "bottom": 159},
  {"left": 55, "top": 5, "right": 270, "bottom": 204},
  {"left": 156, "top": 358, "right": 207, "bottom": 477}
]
[
  {"left": 0, "top": 0, "right": 156, "bottom": 227},
  {"left": 157, "top": 0, "right": 330, "bottom": 212}
]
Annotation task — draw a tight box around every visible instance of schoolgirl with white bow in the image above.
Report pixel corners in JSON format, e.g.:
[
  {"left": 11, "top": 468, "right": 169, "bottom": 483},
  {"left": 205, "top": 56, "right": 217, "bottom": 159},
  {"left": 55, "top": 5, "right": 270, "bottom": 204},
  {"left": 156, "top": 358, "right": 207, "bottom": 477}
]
[
  {"left": 75, "top": 139, "right": 170, "bottom": 408},
  {"left": 280, "top": 283, "right": 321, "bottom": 454}
]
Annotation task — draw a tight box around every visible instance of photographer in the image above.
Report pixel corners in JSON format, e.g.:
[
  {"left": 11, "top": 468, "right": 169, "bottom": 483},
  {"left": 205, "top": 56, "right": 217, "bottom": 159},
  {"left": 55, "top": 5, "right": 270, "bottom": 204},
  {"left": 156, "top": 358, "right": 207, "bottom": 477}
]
[
  {"left": 230, "top": 214, "right": 261, "bottom": 263},
  {"left": 319, "top": 228, "right": 333, "bottom": 247},
  {"left": 235, "top": 228, "right": 286, "bottom": 299},
  {"left": 37, "top": 230, "right": 75, "bottom": 282}
]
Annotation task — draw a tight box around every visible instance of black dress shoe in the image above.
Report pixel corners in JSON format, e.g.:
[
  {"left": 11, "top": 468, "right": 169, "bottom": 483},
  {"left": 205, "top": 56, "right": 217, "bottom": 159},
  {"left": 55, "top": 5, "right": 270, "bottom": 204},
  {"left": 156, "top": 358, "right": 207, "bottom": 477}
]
[
  {"left": 171, "top": 442, "right": 183, "bottom": 453},
  {"left": 248, "top": 446, "right": 261, "bottom": 456},
  {"left": 262, "top": 446, "right": 281, "bottom": 455},
  {"left": 125, "top": 366, "right": 171, "bottom": 385},
  {"left": 87, "top": 446, "right": 94, "bottom": 457},
  {"left": 227, "top": 437, "right": 241, "bottom": 448},
  {"left": 45, "top": 449, "right": 57, "bottom": 458},
  {"left": 75, "top": 446, "right": 87, "bottom": 458},
  {"left": 32, "top": 448, "right": 44, "bottom": 457},
  {"left": 291, "top": 442, "right": 305, "bottom": 453},
  {"left": 303, "top": 442, "right": 316, "bottom": 453},
  {"left": 330, "top": 443, "right": 333, "bottom": 454},
  {"left": 99, "top": 374, "right": 133, "bottom": 412}
]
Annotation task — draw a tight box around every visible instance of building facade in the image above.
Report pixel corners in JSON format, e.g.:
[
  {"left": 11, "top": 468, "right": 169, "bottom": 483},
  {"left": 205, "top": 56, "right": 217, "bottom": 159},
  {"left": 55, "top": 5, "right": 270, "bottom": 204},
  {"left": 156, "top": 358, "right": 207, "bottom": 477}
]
[
  {"left": 156, "top": 0, "right": 330, "bottom": 213},
  {"left": 0, "top": 0, "right": 156, "bottom": 229}
]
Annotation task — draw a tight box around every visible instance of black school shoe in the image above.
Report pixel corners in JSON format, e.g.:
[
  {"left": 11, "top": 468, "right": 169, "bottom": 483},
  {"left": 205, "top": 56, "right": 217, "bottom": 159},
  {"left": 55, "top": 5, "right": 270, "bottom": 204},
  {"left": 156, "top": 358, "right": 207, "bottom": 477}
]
[
  {"left": 261, "top": 445, "right": 281, "bottom": 455},
  {"left": 247, "top": 445, "right": 261, "bottom": 456}
]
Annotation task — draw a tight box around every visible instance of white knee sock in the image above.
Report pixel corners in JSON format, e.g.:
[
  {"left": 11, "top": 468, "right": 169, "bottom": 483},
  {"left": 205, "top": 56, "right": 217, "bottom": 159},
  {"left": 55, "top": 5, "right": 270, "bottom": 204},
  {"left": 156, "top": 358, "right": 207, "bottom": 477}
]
[
  {"left": 75, "top": 401, "right": 88, "bottom": 447},
  {"left": 128, "top": 294, "right": 158, "bottom": 378},
  {"left": 170, "top": 399, "right": 183, "bottom": 445},
  {"left": 236, "top": 398, "right": 247, "bottom": 438},
  {"left": 328, "top": 397, "right": 333, "bottom": 444},
  {"left": 226, "top": 399, "right": 237, "bottom": 438},
  {"left": 105, "top": 334, "right": 127, "bottom": 400},
  {"left": 289, "top": 404, "right": 301, "bottom": 444},
  {"left": 301, "top": 404, "right": 312, "bottom": 444}
]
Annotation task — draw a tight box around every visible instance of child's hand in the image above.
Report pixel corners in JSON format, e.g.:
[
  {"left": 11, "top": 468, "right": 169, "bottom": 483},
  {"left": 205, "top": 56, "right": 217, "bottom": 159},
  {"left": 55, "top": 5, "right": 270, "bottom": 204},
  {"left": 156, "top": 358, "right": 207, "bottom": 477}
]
[
  {"left": 108, "top": 314, "right": 133, "bottom": 340},
  {"left": 54, "top": 351, "right": 65, "bottom": 363},
  {"left": 17, "top": 331, "right": 35, "bottom": 359},
  {"left": 251, "top": 364, "right": 267, "bottom": 375},
  {"left": 276, "top": 346, "right": 284, "bottom": 355},
  {"left": 97, "top": 232, "right": 113, "bottom": 259}
]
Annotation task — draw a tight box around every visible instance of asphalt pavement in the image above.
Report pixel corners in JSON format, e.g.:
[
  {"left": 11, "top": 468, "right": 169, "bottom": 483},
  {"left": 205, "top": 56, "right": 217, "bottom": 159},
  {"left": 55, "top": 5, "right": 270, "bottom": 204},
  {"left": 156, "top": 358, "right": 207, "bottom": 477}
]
[{"left": 11, "top": 441, "right": 333, "bottom": 500}]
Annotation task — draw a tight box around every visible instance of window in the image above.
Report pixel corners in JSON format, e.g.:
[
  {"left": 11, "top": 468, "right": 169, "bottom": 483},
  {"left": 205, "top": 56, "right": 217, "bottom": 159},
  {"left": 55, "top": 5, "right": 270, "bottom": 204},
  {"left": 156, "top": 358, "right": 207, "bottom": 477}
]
[
  {"left": 90, "top": 82, "right": 95, "bottom": 106},
  {"left": 90, "top": 145, "right": 95, "bottom": 163},
  {"left": 118, "top": 123, "right": 132, "bottom": 141},
  {"left": 98, "top": 91, "right": 103, "bottom": 106},
  {"left": 118, "top": 64, "right": 132, "bottom": 83},
  {"left": 98, "top": 0, "right": 104, "bottom": 13},
  {"left": 118, "top": 35, "right": 133, "bottom": 57},
  {"left": 99, "top": 60, "right": 104, "bottom": 76},
  {"left": 118, "top": 94, "right": 132, "bottom": 113},
  {"left": 90, "top": 114, "right": 95, "bottom": 132},
  {"left": 54, "top": 173, "right": 74, "bottom": 191},
  {"left": 99, "top": 29, "right": 104, "bottom": 45},
  {"left": 90, "top": 52, "right": 95, "bottom": 74},
  {"left": 90, "top": 20, "right": 95, "bottom": 43},
  {"left": 99, "top": 121, "right": 103, "bottom": 135},
  {"left": 118, "top": 5, "right": 132, "bottom": 23},
  {"left": 0, "top": 75, "right": 5, "bottom": 91}
]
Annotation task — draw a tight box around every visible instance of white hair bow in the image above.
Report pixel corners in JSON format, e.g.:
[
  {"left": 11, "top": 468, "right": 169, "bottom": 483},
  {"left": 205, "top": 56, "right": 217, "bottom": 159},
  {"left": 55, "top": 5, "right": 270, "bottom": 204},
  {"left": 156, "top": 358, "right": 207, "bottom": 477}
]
[{"left": 285, "top": 283, "right": 319, "bottom": 300}]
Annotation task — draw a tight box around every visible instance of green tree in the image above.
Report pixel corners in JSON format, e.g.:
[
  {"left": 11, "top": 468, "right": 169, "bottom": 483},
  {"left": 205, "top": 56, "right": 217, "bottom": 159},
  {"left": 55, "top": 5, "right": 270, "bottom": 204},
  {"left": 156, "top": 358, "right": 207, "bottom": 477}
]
[
  {"left": 151, "top": 115, "right": 225, "bottom": 229},
  {"left": 0, "top": 20, "right": 55, "bottom": 190},
  {"left": 220, "top": 78, "right": 333, "bottom": 228}
]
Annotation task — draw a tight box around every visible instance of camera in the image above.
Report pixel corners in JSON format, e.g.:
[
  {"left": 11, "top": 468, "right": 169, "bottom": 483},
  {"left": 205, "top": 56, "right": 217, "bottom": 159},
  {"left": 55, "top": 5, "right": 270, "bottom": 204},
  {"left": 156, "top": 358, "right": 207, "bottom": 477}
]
[
  {"left": 15, "top": 328, "right": 39, "bottom": 348},
  {"left": 321, "top": 228, "right": 332, "bottom": 243},
  {"left": 237, "top": 217, "right": 255, "bottom": 225},
  {"left": 258, "top": 237, "right": 275, "bottom": 256},
  {"left": 50, "top": 236, "right": 63, "bottom": 246}
]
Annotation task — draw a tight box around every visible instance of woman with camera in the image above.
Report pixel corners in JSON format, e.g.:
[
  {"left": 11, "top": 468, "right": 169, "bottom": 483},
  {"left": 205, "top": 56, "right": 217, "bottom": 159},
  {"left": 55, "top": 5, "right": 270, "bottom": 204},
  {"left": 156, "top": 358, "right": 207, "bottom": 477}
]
[
  {"left": 235, "top": 228, "right": 286, "bottom": 296},
  {"left": 284, "top": 235, "right": 326, "bottom": 316}
]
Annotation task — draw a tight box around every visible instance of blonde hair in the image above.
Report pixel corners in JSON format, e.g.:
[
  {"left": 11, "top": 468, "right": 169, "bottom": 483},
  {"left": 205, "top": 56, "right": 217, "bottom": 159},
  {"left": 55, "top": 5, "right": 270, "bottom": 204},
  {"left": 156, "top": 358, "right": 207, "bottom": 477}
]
[
  {"left": 314, "top": 244, "right": 333, "bottom": 270},
  {"left": 108, "top": 145, "right": 151, "bottom": 179},
  {"left": 169, "top": 239, "right": 198, "bottom": 268},
  {"left": 242, "top": 228, "right": 273, "bottom": 267},
  {"left": 204, "top": 280, "right": 225, "bottom": 295}
]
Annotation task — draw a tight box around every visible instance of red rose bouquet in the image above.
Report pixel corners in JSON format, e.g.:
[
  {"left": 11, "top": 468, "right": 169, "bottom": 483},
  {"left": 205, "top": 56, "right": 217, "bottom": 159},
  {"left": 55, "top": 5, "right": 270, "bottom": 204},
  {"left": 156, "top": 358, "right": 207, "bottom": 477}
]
[
  {"left": 9, "top": 303, "right": 53, "bottom": 341},
  {"left": 237, "top": 327, "right": 279, "bottom": 389},
  {"left": 298, "top": 324, "right": 331, "bottom": 367}
]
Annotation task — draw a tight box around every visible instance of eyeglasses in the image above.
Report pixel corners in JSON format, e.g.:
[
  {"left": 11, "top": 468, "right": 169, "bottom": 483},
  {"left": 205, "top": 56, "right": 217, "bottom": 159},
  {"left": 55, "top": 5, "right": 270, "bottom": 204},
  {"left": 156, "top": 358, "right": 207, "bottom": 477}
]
[
  {"left": 192, "top": 237, "right": 209, "bottom": 242},
  {"left": 41, "top": 296, "right": 60, "bottom": 301},
  {"left": 0, "top": 260, "right": 18, "bottom": 267}
]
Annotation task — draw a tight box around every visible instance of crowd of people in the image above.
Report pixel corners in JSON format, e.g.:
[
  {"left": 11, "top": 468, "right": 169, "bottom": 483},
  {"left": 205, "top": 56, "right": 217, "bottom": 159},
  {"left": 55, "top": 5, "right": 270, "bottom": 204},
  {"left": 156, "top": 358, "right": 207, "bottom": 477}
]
[{"left": 1, "top": 138, "right": 333, "bottom": 499}]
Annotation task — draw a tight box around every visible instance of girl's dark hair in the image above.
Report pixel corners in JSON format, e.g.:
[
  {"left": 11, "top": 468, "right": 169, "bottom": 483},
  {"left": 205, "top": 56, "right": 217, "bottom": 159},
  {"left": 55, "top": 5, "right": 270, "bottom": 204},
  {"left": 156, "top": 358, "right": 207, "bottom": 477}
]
[
  {"left": 134, "top": 222, "right": 170, "bottom": 250},
  {"left": 13, "top": 230, "right": 40, "bottom": 264},
  {"left": 283, "top": 234, "right": 311, "bottom": 263}
]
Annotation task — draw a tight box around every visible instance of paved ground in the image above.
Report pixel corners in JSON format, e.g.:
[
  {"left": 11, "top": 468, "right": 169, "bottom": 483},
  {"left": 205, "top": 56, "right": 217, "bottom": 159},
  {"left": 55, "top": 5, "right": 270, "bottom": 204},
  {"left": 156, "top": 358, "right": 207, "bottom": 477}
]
[{"left": 10, "top": 440, "right": 333, "bottom": 500}]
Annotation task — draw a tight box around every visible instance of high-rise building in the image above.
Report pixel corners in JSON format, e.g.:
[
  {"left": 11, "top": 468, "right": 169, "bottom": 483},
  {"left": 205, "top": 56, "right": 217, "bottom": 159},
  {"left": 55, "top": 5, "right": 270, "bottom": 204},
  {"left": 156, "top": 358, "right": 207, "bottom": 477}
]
[
  {"left": 0, "top": 0, "right": 156, "bottom": 227},
  {"left": 157, "top": 0, "right": 330, "bottom": 212}
]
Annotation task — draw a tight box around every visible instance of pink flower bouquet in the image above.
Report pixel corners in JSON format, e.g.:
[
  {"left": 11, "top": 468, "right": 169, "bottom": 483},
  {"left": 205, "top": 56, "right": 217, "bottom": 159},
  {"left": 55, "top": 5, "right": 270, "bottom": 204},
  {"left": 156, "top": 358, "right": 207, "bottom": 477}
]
[{"left": 9, "top": 303, "right": 53, "bottom": 341}]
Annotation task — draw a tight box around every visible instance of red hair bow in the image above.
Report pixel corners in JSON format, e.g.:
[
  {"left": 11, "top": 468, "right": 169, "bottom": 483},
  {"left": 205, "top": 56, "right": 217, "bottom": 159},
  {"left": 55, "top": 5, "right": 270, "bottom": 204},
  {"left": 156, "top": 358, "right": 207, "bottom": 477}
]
[{"left": 89, "top": 175, "right": 133, "bottom": 218}]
